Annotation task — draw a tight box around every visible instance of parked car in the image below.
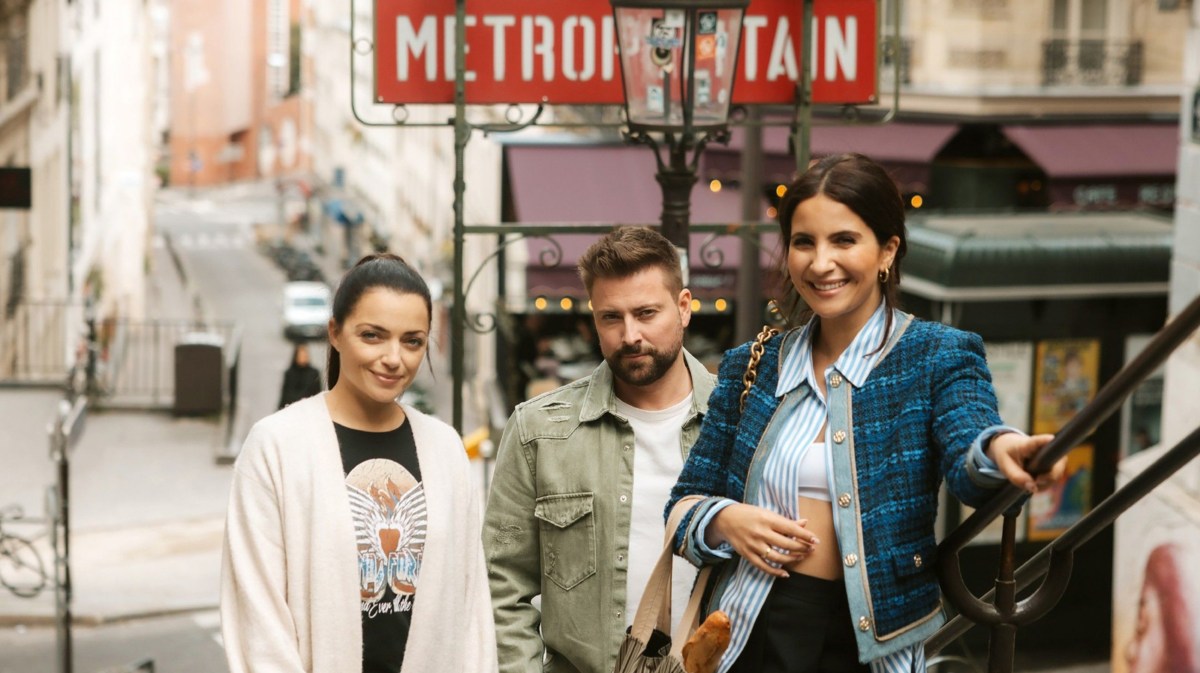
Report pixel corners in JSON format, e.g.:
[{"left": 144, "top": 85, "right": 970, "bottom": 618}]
[
  {"left": 283, "top": 282, "right": 332, "bottom": 340},
  {"left": 285, "top": 251, "right": 325, "bottom": 282},
  {"left": 260, "top": 240, "right": 325, "bottom": 283}
]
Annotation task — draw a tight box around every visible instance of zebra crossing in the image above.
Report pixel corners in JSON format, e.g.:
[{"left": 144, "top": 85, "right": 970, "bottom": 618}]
[
  {"left": 192, "top": 608, "right": 223, "bottom": 647},
  {"left": 155, "top": 196, "right": 273, "bottom": 230},
  {"left": 153, "top": 230, "right": 253, "bottom": 251}
]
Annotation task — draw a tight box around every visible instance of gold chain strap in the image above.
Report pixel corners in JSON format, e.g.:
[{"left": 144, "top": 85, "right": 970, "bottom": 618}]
[{"left": 740, "top": 326, "right": 779, "bottom": 413}]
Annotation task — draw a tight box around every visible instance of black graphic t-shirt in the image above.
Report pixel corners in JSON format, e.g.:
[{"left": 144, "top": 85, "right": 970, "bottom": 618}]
[{"left": 336, "top": 420, "right": 426, "bottom": 673}]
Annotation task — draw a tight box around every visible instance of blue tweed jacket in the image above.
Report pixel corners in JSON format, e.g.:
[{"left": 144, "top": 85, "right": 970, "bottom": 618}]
[{"left": 666, "top": 314, "right": 1007, "bottom": 661}]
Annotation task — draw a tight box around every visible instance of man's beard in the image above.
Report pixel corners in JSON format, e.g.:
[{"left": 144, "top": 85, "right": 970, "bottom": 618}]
[{"left": 606, "top": 339, "right": 682, "bottom": 388}]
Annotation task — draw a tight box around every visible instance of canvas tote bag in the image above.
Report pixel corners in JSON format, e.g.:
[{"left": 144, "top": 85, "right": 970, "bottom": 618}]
[{"left": 613, "top": 495, "right": 719, "bottom": 673}]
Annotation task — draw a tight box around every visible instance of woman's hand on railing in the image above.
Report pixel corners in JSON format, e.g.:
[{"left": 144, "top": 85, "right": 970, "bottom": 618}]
[{"left": 986, "top": 433, "right": 1065, "bottom": 494}]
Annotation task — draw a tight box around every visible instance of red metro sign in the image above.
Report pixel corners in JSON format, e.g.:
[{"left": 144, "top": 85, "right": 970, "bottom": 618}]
[{"left": 374, "top": 0, "right": 876, "bottom": 105}]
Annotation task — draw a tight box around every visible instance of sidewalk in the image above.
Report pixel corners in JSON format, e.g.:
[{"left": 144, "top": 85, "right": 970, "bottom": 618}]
[
  {"left": 0, "top": 196, "right": 235, "bottom": 625},
  {"left": 0, "top": 388, "right": 232, "bottom": 626}
]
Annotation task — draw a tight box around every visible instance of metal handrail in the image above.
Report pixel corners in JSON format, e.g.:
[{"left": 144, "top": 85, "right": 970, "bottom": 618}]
[{"left": 930, "top": 293, "right": 1200, "bottom": 670}]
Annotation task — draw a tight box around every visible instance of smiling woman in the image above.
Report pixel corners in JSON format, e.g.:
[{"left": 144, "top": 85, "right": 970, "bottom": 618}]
[
  {"left": 665, "top": 154, "right": 1066, "bottom": 673},
  {"left": 221, "top": 253, "right": 497, "bottom": 673},
  {"left": 324, "top": 257, "right": 433, "bottom": 421}
]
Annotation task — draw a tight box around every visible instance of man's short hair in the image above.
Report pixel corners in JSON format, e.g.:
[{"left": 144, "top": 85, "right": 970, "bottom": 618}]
[{"left": 576, "top": 227, "right": 684, "bottom": 296}]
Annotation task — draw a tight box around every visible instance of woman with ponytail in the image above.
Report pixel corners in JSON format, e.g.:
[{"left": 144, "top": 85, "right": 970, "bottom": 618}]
[{"left": 221, "top": 253, "right": 497, "bottom": 673}]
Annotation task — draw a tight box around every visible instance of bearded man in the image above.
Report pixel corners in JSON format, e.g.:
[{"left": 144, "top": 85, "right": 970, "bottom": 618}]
[{"left": 484, "top": 226, "right": 717, "bottom": 673}]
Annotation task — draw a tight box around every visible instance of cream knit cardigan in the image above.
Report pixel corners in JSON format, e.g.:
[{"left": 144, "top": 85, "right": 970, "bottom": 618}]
[{"left": 220, "top": 393, "right": 498, "bottom": 673}]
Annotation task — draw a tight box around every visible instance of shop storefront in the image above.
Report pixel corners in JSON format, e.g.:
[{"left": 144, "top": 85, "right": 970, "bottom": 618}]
[
  {"left": 901, "top": 211, "right": 1173, "bottom": 659},
  {"left": 498, "top": 141, "right": 782, "bottom": 405}
]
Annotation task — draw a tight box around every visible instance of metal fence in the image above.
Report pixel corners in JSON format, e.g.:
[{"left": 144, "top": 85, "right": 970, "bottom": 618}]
[
  {"left": 97, "top": 317, "right": 240, "bottom": 410},
  {"left": 1, "top": 300, "right": 240, "bottom": 412},
  {"left": 0, "top": 300, "right": 77, "bottom": 385},
  {"left": 1042, "top": 39, "right": 1143, "bottom": 87}
]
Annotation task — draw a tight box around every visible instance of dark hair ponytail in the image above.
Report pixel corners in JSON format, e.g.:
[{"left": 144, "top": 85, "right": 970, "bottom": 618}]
[{"left": 326, "top": 253, "right": 433, "bottom": 388}]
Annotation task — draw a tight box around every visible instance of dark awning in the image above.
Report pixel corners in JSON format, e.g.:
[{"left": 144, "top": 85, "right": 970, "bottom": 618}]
[
  {"left": 1002, "top": 124, "right": 1179, "bottom": 179},
  {"left": 505, "top": 143, "right": 781, "bottom": 305},
  {"left": 903, "top": 212, "right": 1173, "bottom": 301},
  {"left": 705, "top": 122, "right": 960, "bottom": 185},
  {"left": 507, "top": 144, "right": 752, "bottom": 223}
]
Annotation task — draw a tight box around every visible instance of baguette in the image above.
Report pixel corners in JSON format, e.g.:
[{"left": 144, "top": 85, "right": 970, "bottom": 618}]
[{"left": 681, "top": 610, "right": 732, "bottom": 673}]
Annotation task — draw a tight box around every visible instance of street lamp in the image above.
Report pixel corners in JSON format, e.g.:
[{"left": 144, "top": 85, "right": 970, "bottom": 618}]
[{"left": 611, "top": 0, "right": 749, "bottom": 279}]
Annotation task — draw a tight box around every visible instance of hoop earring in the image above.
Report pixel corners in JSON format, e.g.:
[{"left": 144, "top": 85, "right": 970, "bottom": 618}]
[{"left": 878, "top": 267, "right": 890, "bottom": 284}]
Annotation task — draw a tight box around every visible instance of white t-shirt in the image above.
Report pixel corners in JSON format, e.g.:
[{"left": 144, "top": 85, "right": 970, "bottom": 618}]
[{"left": 615, "top": 395, "right": 699, "bottom": 631}]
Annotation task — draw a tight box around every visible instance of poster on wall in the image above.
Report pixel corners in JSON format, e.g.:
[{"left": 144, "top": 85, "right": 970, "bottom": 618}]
[
  {"left": 1027, "top": 444, "right": 1094, "bottom": 541},
  {"left": 1026, "top": 339, "right": 1101, "bottom": 540},
  {"left": 1111, "top": 485, "right": 1200, "bottom": 673},
  {"left": 986, "top": 341, "right": 1034, "bottom": 429},
  {"left": 1033, "top": 339, "right": 1101, "bottom": 435},
  {"left": 1121, "top": 334, "right": 1165, "bottom": 458},
  {"left": 962, "top": 341, "right": 1035, "bottom": 545},
  {"left": 1125, "top": 377, "right": 1164, "bottom": 456}
]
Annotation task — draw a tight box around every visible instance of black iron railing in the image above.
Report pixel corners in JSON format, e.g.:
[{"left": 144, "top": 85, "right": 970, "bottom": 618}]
[
  {"left": 1, "top": 300, "right": 241, "bottom": 412},
  {"left": 929, "top": 293, "right": 1200, "bottom": 671},
  {"left": 98, "top": 318, "right": 240, "bottom": 409},
  {"left": 1042, "top": 39, "right": 1143, "bottom": 87}
]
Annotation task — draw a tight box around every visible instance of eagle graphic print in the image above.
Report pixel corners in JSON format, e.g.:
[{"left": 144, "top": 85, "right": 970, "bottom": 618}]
[{"left": 346, "top": 459, "right": 426, "bottom": 616}]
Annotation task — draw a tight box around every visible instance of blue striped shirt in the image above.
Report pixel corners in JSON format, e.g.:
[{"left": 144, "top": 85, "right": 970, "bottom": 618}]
[{"left": 696, "top": 302, "right": 924, "bottom": 673}]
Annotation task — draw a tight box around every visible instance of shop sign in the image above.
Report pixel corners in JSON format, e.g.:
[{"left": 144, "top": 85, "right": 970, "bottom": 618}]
[
  {"left": 0, "top": 168, "right": 32, "bottom": 210},
  {"left": 1072, "top": 184, "right": 1118, "bottom": 208},
  {"left": 374, "top": 0, "right": 877, "bottom": 105}
]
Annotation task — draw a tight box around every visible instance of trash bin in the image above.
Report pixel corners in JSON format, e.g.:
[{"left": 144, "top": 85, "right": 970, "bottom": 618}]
[{"left": 174, "top": 332, "right": 225, "bottom": 416}]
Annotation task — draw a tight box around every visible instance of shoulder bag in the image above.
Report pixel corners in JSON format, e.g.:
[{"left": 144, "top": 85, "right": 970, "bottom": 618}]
[
  {"left": 614, "top": 495, "right": 730, "bottom": 673},
  {"left": 614, "top": 325, "right": 777, "bottom": 673}
]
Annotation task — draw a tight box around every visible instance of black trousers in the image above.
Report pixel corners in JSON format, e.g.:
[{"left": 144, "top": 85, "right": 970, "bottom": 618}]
[{"left": 729, "top": 573, "right": 870, "bottom": 673}]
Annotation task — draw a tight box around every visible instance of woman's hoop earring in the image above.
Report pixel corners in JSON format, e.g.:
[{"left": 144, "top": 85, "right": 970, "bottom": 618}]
[{"left": 878, "top": 267, "right": 890, "bottom": 284}]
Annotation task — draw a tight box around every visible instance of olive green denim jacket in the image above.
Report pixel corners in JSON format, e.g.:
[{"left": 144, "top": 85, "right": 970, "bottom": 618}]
[{"left": 484, "top": 350, "right": 716, "bottom": 673}]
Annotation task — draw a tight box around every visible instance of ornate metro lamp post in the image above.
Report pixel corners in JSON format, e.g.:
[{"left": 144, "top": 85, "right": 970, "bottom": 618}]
[{"left": 610, "top": 0, "right": 749, "bottom": 280}]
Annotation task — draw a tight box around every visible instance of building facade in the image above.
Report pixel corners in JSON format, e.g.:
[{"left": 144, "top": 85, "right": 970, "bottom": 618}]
[
  {"left": 0, "top": 0, "right": 156, "bottom": 379},
  {"left": 1, "top": 0, "right": 57, "bottom": 326},
  {"left": 307, "top": 0, "right": 505, "bottom": 429},
  {"left": 166, "top": 0, "right": 311, "bottom": 188},
  {"left": 69, "top": 0, "right": 157, "bottom": 320}
]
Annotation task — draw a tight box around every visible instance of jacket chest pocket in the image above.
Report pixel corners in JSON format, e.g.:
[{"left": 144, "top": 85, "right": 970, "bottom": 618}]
[{"left": 534, "top": 492, "right": 597, "bottom": 591}]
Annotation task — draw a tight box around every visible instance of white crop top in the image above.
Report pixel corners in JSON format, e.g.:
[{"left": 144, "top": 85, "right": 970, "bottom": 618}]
[{"left": 796, "top": 442, "right": 831, "bottom": 502}]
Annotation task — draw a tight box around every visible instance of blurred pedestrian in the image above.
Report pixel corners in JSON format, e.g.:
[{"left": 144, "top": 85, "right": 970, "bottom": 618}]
[
  {"left": 222, "top": 253, "right": 497, "bottom": 673},
  {"left": 278, "top": 342, "right": 322, "bottom": 409},
  {"left": 666, "top": 153, "right": 1066, "bottom": 673}
]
